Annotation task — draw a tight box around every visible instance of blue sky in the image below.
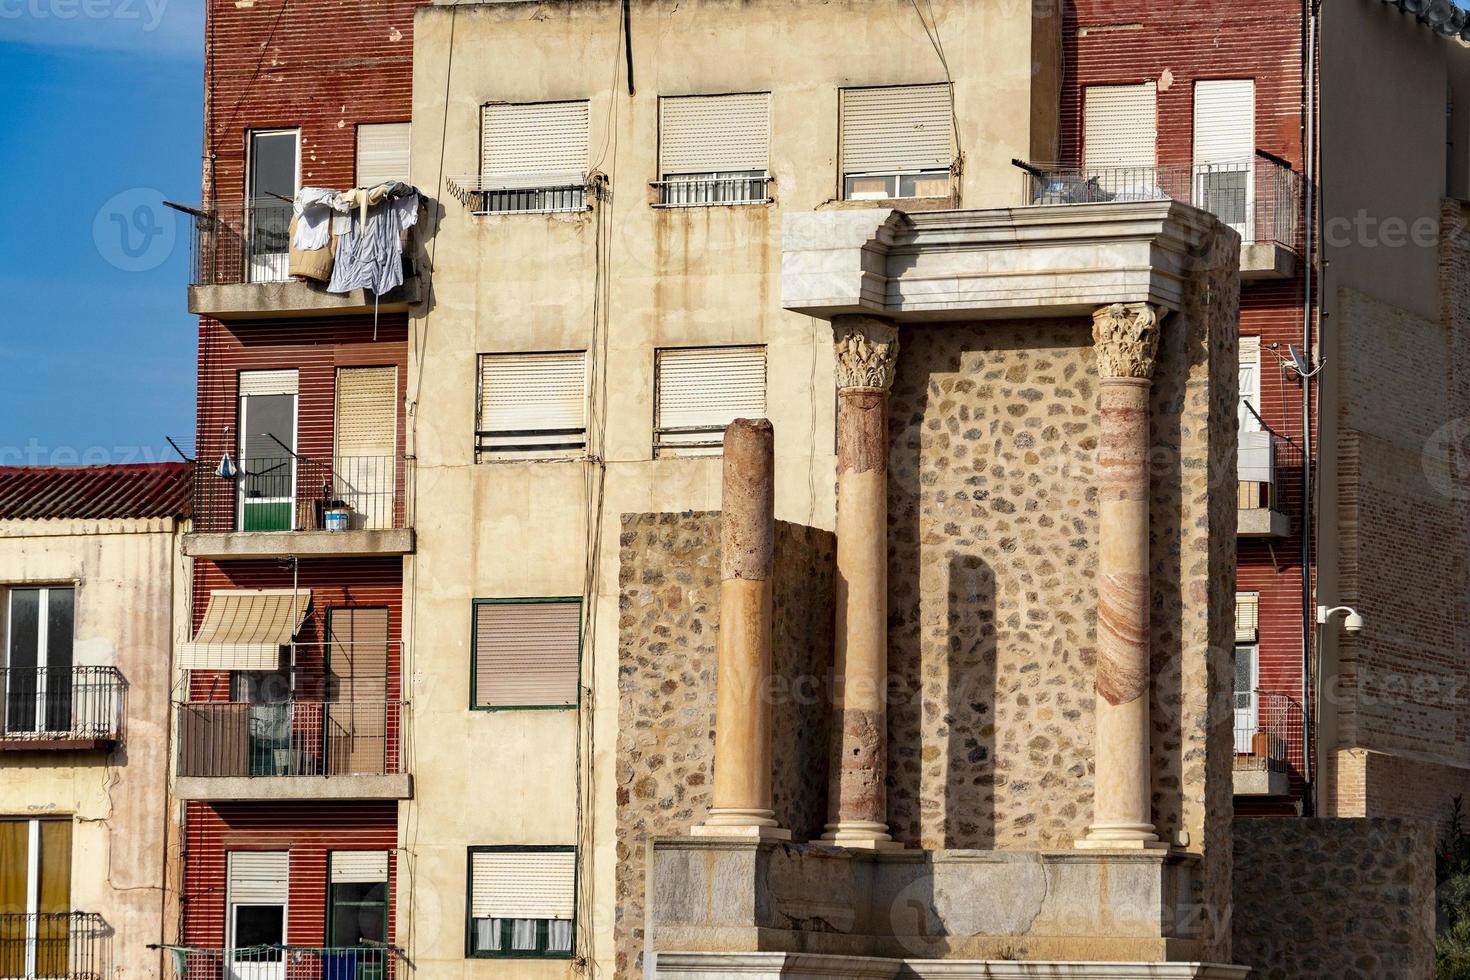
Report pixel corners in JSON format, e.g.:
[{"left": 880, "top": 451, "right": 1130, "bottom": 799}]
[{"left": 0, "top": 0, "right": 203, "bottom": 466}]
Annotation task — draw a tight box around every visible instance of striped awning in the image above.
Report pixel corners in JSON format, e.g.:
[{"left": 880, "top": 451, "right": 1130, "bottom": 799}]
[{"left": 179, "top": 589, "right": 312, "bottom": 671}]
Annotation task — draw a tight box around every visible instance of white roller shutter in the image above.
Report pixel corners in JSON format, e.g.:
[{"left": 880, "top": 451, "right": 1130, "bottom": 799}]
[
  {"left": 478, "top": 352, "right": 587, "bottom": 454},
  {"left": 336, "top": 367, "right": 398, "bottom": 457},
  {"left": 229, "top": 851, "right": 289, "bottom": 904},
  {"left": 357, "top": 123, "right": 411, "bottom": 186},
  {"left": 840, "top": 84, "right": 953, "bottom": 174},
  {"left": 1193, "top": 80, "right": 1254, "bottom": 166},
  {"left": 239, "top": 369, "right": 299, "bottom": 397},
  {"left": 1237, "top": 336, "right": 1261, "bottom": 433},
  {"left": 474, "top": 601, "right": 581, "bottom": 708},
  {"left": 331, "top": 851, "right": 389, "bottom": 884},
  {"left": 655, "top": 346, "right": 766, "bottom": 453},
  {"left": 471, "top": 850, "right": 576, "bottom": 920},
  {"left": 481, "top": 102, "right": 589, "bottom": 190},
  {"left": 1238, "top": 430, "right": 1275, "bottom": 486},
  {"left": 659, "top": 93, "right": 770, "bottom": 175},
  {"left": 1084, "top": 83, "right": 1157, "bottom": 170},
  {"left": 1235, "top": 592, "right": 1260, "bottom": 644}
]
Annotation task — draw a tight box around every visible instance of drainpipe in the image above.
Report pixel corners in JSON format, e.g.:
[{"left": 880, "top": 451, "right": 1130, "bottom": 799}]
[{"left": 1301, "top": 0, "right": 1321, "bottom": 815}]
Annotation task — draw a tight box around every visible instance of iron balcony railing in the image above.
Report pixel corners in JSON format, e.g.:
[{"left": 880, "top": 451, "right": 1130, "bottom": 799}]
[
  {"left": 1018, "top": 154, "right": 1303, "bottom": 250},
  {"left": 162, "top": 944, "right": 398, "bottom": 980},
  {"left": 0, "top": 667, "right": 125, "bottom": 744},
  {"left": 182, "top": 201, "right": 417, "bottom": 287},
  {"left": 192, "top": 453, "right": 407, "bottom": 535},
  {"left": 1233, "top": 689, "right": 1305, "bottom": 774},
  {"left": 0, "top": 912, "right": 108, "bottom": 980},
  {"left": 651, "top": 174, "right": 773, "bottom": 207},
  {"left": 176, "top": 699, "right": 406, "bottom": 779},
  {"left": 445, "top": 175, "right": 588, "bottom": 215}
]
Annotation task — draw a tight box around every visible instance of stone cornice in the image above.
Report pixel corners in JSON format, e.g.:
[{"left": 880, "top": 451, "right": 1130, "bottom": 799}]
[{"left": 782, "top": 200, "right": 1230, "bottom": 323}]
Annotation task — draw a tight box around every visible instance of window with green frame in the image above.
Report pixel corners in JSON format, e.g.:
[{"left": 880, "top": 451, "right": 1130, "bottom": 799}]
[
  {"left": 466, "top": 846, "right": 576, "bottom": 959},
  {"left": 469, "top": 598, "right": 581, "bottom": 710},
  {"left": 327, "top": 850, "right": 389, "bottom": 970}
]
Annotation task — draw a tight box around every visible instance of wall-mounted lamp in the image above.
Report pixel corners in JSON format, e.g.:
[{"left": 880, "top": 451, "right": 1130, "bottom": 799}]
[{"left": 1317, "top": 604, "right": 1364, "bottom": 634}]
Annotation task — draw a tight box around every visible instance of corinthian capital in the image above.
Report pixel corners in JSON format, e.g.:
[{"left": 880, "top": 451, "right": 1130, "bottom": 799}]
[
  {"left": 1092, "top": 303, "right": 1162, "bottom": 381},
  {"left": 833, "top": 316, "right": 899, "bottom": 390}
]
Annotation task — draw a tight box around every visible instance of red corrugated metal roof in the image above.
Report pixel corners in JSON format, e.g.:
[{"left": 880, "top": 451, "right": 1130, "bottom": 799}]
[{"left": 0, "top": 463, "right": 192, "bottom": 521}]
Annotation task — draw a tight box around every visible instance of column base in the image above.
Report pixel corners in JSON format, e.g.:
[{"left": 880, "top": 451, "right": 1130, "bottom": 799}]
[
  {"left": 692, "top": 808, "right": 792, "bottom": 842},
  {"left": 1075, "top": 822, "right": 1169, "bottom": 851},
  {"left": 819, "top": 821, "right": 904, "bottom": 850}
]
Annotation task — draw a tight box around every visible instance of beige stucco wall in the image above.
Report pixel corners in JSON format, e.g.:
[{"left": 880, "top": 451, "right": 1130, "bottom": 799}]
[
  {"left": 403, "top": 0, "right": 1059, "bottom": 976},
  {"left": 0, "top": 516, "right": 188, "bottom": 979}
]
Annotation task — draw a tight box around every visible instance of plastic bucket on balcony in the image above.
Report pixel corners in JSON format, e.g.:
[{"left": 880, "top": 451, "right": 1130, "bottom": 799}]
[{"left": 324, "top": 507, "right": 352, "bottom": 532}]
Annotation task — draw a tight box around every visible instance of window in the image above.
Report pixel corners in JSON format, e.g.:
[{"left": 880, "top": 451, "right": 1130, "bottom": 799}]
[
  {"left": 654, "top": 346, "right": 766, "bottom": 456},
  {"left": 1237, "top": 336, "right": 1261, "bottom": 433},
  {"left": 227, "top": 851, "right": 288, "bottom": 969},
  {"left": 335, "top": 366, "right": 399, "bottom": 529},
  {"left": 4, "top": 586, "right": 74, "bottom": 735},
  {"left": 467, "top": 847, "right": 575, "bottom": 959},
  {"left": 479, "top": 101, "right": 590, "bottom": 213},
  {"left": 476, "top": 352, "right": 588, "bottom": 460},
  {"left": 657, "top": 93, "right": 771, "bottom": 206},
  {"left": 246, "top": 129, "right": 299, "bottom": 282},
  {"left": 238, "top": 370, "right": 299, "bottom": 532},
  {"left": 1083, "top": 83, "right": 1158, "bottom": 199},
  {"left": 328, "top": 852, "right": 389, "bottom": 949},
  {"left": 1193, "top": 79, "right": 1255, "bottom": 237},
  {"left": 471, "top": 599, "right": 581, "bottom": 710},
  {"left": 357, "top": 122, "right": 411, "bottom": 187},
  {"left": 1234, "top": 592, "right": 1260, "bottom": 754},
  {"left": 326, "top": 607, "right": 391, "bottom": 776},
  {"left": 0, "top": 819, "right": 71, "bottom": 979},
  {"left": 839, "top": 84, "right": 952, "bottom": 200}
]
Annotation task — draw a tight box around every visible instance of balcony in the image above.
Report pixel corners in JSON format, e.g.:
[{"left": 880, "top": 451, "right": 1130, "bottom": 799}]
[
  {"left": 182, "top": 454, "right": 413, "bottom": 559},
  {"left": 651, "top": 174, "right": 773, "bottom": 208},
  {"left": 162, "top": 945, "right": 399, "bottom": 980},
  {"left": 1233, "top": 690, "right": 1305, "bottom": 798},
  {"left": 180, "top": 202, "right": 423, "bottom": 321},
  {"left": 174, "top": 698, "right": 409, "bottom": 801},
  {"left": 1238, "top": 429, "right": 1293, "bottom": 538},
  {"left": 446, "top": 175, "right": 590, "bottom": 215},
  {"left": 0, "top": 912, "right": 109, "bottom": 980},
  {"left": 0, "top": 668, "right": 125, "bottom": 751},
  {"left": 1017, "top": 154, "right": 1303, "bottom": 280}
]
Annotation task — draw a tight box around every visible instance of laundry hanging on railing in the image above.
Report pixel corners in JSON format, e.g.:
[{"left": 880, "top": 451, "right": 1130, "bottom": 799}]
[{"left": 287, "top": 182, "right": 421, "bottom": 295}]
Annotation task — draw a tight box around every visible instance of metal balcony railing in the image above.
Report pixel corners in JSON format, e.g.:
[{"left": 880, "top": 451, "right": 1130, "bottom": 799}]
[
  {"left": 162, "top": 944, "right": 398, "bottom": 980},
  {"left": 0, "top": 912, "right": 108, "bottom": 980},
  {"left": 1233, "top": 689, "right": 1305, "bottom": 774},
  {"left": 651, "top": 174, "right": 773, "bottom": 207},
  {"left": 1018, "top": 154, "right": 1303, "bottom": 250},
  {"left": 191, "top": 454, "right": 407, "bottom": 535},
  {"left": 176, "top": 699, "right": 405, "bottom": 779},
  {"left": 182, "top": 201, "right": 417, "bottom": 287},
  {"left": 0, "top": 667, "right": 125, "bottom": 743},
  {"left": 445, "top": 175, "right": 588, "bottom": 215}
]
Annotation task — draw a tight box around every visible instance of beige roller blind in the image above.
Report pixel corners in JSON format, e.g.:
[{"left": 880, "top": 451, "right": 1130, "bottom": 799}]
[
  {"left": 473, "top": 352, "right": 582, "bottom": 443},
  {"left": 1235, "top": 592, "right": 1260, "bottom": 644},
  {"left": 471, "top": 850, "right": 575, "bottom": 920},
  {"left": 1084, "top": 82, "right": 1158, "bottom": 170},
  {"left": 357, "top": 123, "right": 411, "bottom": 186},
  {"left": 331, "top": 851, "right": 389, "bottom": 884},
  {"left": 473, "top": 601, "right": 581, "bottom": 708},
  {"left": 840, "top": 84, "right": 952, "bottom": 175},
  {"left": 239, "top": 369, "right": 299, "bottom": 397},
  {"left": 659, "top": 93, "right": 770, "bottom": 175},
  {"left": 336, "top": 367, "right": 398, "bottom": 457},
  {"left": 229, "top": 851, "right": 289, "bottom": 904},
  {"left": 481, "top": 101, "right": 589, "bottom": 190},
  {"left": 1193, "top": 79, "right": 1254, "bottom": 166},
  {"left": 655, "top": 346, "right": 765, "bottom": 453},
  {"left": 180, "top": 589, "right": 312, "bottom": 671}
]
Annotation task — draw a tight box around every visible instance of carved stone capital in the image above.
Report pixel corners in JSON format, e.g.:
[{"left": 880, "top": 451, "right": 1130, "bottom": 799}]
[
  {"left": 833, "top": 316, "right": 899, "bottom": 390},
  {"left": 1091, "top": 303, "right": 1162, "bottom": 381}
]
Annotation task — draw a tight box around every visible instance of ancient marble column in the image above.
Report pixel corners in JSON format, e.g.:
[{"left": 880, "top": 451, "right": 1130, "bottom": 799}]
[
  {"left": 1079, "top": 302, "right": 1167, "bottom": 850},
  {"left": 693, "top": 418, "right": 790, "bottom": 840},
  {"left": 822, "top": 316, "right": 902, "bottom": 849}
]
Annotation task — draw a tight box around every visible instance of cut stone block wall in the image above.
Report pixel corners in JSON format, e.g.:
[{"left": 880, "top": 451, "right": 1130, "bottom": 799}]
[
  {"left": 1231, "top": 816, "right": 1434, "bottom": 979},
  {"left": 616, "top": 514, "right": 835, "bottom": 980}
]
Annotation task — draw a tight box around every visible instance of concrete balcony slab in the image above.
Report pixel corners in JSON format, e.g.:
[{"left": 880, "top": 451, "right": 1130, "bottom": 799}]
[
  {"left": 174, "top": 773, "right": 411, "bottom": 802},
  {"left": 188, "top": 276, "right": 422, "bottom": 321},
  {"left": 1237, "top": 508, "right": 1290, "bottom": 538},
  {"left": 1239, "top": 243, "right": 1298, "bottom": 281},
  {"left": 1232, "top": 767, "right": 1291, "bottom": 797},
  {"left": 182, "top": 527, "right": 414, "bottom": 559}
]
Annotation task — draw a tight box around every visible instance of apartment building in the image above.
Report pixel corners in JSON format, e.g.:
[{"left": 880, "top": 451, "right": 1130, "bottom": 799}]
[
  {"left": 171, "top": 0, "right": 420, "bottom": 975},
  {"left": 0, "top": 463, "right": 191, "bottom": 980}
]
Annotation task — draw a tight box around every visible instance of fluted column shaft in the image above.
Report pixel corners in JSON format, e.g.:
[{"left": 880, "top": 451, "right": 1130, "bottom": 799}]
[
  {"left": 823, "top": 316, "right": 901, "bottom": 850},
  {"left": 1079, "top": 303, "right": 1166, "bottom": 850}
]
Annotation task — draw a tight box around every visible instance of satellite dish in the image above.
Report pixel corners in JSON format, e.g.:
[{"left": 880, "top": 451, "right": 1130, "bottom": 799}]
[
  {"left": 216, "top": 453, "right": 238, "bottom": 480},
  {"left": 1286, "top": 344, "right": 1313, "bottom": 378}
]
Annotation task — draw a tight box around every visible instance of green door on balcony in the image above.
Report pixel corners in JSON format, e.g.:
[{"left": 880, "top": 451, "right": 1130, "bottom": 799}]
[{"left": 238, "top": 370, "right": 298, "bottom": 532}]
